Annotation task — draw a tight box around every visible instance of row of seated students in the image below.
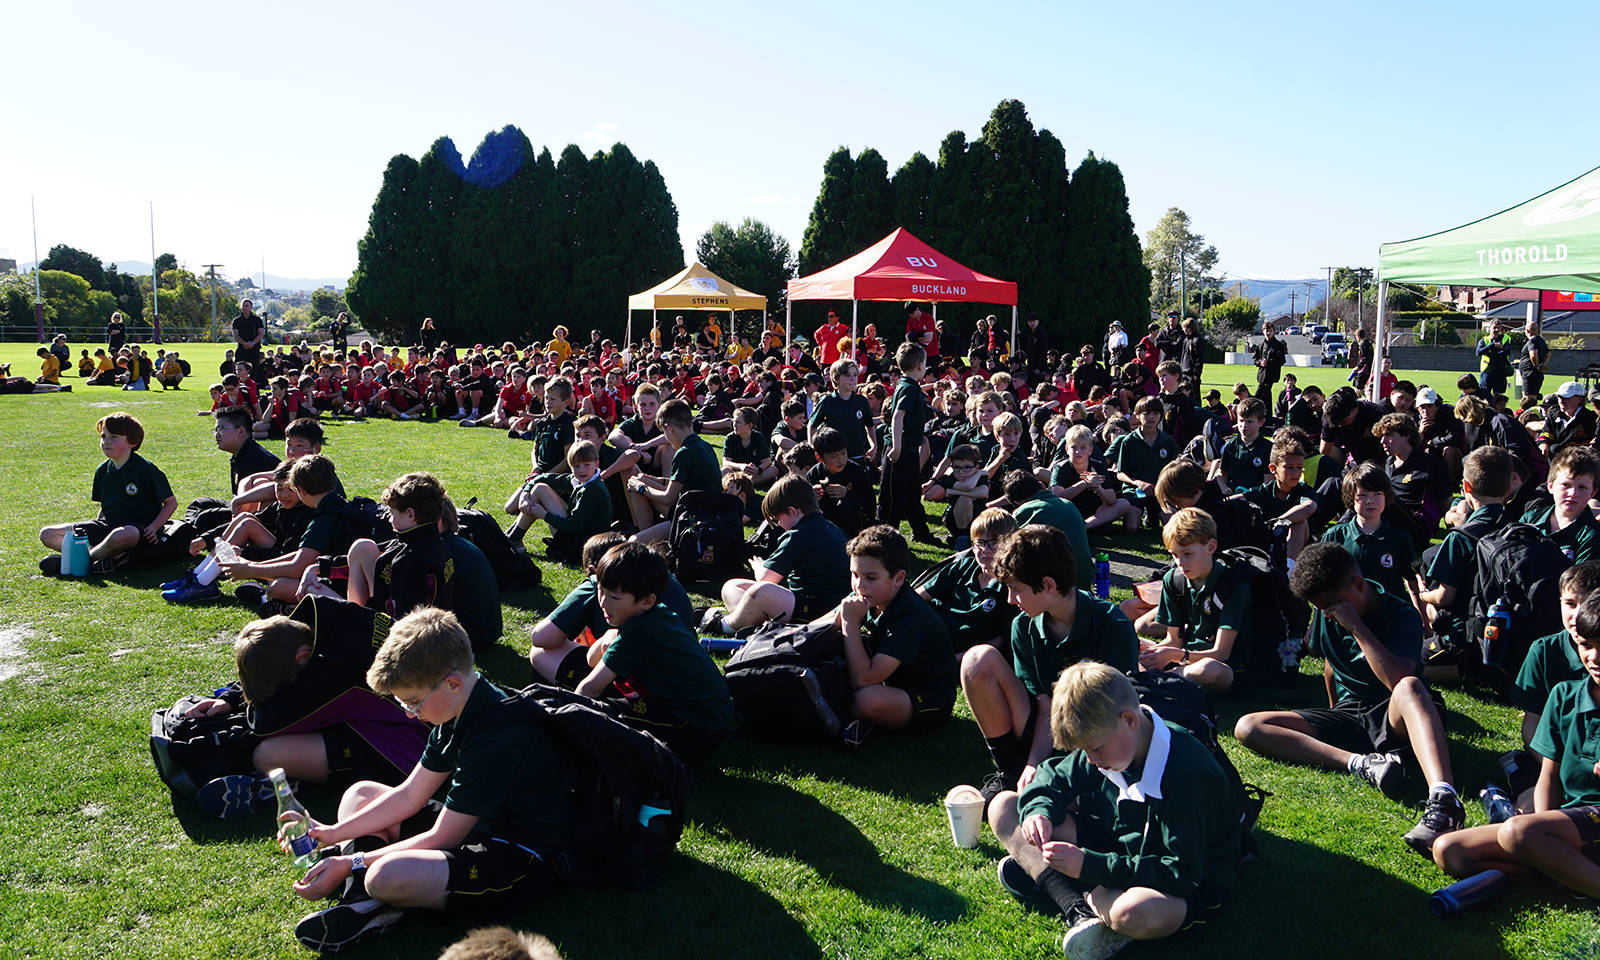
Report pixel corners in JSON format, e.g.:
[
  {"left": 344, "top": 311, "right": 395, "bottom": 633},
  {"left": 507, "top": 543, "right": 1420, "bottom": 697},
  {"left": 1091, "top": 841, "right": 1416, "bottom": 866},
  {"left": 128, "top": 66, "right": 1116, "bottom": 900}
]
[{"left": 39, "top": 342, "right": 1600, "bottom": 955}]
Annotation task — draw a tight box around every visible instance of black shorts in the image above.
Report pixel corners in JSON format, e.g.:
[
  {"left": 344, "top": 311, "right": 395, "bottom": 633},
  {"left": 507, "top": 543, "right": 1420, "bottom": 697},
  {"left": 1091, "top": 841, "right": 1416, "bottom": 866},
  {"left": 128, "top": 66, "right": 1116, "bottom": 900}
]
[
  {"left": 321, "top": 724, "right": 405, "bottom": 784},
  {"left": 792, "top": 592, "right": 840, "bottom": 623},
  {"left": 897, "top": 684, "right": 955, "bottom": 735},
  {"left": 393, "top": 799, "right": 557, "bottom": 912},
  {"left": 76, "top": 518, "right": 162, "bottom": 560},
  {"left": 617, "top": 710, "right": 728, "bottom": 768},
  {"left": 1292, "top": 693, "right": 1445, "bottom": 757}
]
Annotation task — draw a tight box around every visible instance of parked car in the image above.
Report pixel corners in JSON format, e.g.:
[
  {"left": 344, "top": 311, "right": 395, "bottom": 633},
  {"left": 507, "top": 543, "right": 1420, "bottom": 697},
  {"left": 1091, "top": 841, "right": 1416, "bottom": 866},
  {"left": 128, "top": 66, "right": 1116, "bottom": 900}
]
[
  {"left": 1308, "top": 324, "right": 1331, "bottom": 343},
  {"left": 1321, "top": 332, "right": 1348, "bottom": 364}
]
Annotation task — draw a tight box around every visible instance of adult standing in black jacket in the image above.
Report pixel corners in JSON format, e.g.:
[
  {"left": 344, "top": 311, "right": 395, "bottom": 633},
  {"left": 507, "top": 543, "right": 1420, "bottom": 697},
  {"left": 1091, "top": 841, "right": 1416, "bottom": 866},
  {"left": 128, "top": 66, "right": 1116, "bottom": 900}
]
[
  {"left": 1155, "top": 314, "right": 1184, "bottom": 364},
  {"left": 232, "top": 299, "right": 267, "bottom": 385},
  {"left": 1250, "top": 321, "right": 1287, "bottom": 404},
  {"left": 1017, "top": 312, "right": 1049, "bottom": 379},
  {"left": 1178, "top": 317, "right": 1205, "bottom": 394},
  {"left": 1519, "top": 319, "right": 1550, "bottom": 400}
]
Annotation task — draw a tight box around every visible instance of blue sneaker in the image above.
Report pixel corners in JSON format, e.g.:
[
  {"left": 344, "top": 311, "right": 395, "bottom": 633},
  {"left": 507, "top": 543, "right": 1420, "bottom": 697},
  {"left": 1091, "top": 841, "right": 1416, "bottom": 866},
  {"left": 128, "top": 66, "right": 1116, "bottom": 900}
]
[
  {"left": 196, "top": 773, "right": 277, "bottom": 819},
  {"left": 164, "top": 578, "right": 221, "bottom": 604},
  {"left": 160, "top": 571, "right": 197, "bottom": 592},
  {"left": 840, "top": 719, "right": 874, "bottom": 749}
]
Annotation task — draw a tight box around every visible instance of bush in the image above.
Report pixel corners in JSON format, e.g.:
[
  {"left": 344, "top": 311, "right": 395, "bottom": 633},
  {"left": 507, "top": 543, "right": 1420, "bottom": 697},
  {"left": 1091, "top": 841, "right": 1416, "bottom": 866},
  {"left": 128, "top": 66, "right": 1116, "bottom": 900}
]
[{"left": 1413, "top": 319, "right": 1462, "bottom": 346}]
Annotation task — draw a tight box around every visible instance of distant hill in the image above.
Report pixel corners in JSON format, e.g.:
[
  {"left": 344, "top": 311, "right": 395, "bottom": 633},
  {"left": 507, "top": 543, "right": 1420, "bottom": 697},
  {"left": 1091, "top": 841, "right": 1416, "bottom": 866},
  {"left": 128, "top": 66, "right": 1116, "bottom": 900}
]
[
  {"left": 1229, "top": 277, "right": 1326, "bottom": 322},
  {"left": 18, "top": 260, "right": 346, "bottom": 293}
]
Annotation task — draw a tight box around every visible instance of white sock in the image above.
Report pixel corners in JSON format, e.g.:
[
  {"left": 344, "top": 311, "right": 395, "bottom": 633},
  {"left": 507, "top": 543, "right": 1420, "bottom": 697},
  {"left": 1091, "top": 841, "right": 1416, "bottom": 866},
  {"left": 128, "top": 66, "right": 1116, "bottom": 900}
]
[
  {"left": 1430, "top": 782, "right": 1456, "bottom": 797},
  {"left": 195, "top": 555, "right": 221, "bottom": 585}
]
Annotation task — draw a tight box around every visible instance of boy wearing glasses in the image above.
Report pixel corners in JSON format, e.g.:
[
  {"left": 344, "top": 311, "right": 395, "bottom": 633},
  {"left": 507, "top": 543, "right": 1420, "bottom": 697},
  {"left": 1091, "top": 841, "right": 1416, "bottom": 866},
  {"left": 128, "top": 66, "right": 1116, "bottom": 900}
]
[
  {"left": 916, "top": 508, "right": 1018, "bottom": 653},
  {"left": 285, "top": 607, "right": 574, "bottom": 954}
]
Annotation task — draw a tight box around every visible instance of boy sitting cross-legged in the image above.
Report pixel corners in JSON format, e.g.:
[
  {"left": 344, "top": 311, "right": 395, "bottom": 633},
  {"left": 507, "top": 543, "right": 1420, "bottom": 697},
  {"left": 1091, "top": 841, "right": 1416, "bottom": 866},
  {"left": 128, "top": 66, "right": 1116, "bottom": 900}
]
[
  {"left": 303, "top": 472, "right": 453, "bottom": 621},
  {"left": 1140, "top": 508, "right": 1250, "bottom": 693},
  {"left": 1432, "top": 593, "right": 1600, "bottom": 901},
  {"left": 543, "top": 542, "right": 735, "bottom": 767},
  {"left": 960, "top": 524, "right": 1138, "bottom": 804},
  {"left": 503, "top": 440, "right": 613, "bottom": 560},
  {"left": 1234, "top": 541, "right": 1465, "bottom": 856},
  {"left": 925, "top": 444, "right": 990, "bottom": 540},
  {"left": 284, "top": 608, "right": 574, "bottom": 954},
  {"left": 1421, "top": 445, "right": 1516, "bottom": 658},
  {"left": 1235, "top": 432, "right": 1318, "bottom": 560},
  {"left": 806, "top": 427, "right": 875, "bottom": 537},
  {"left": 703, "top": 474, "right": 849, "bottom": 636},
  {"left": 625, "top": 398, "right": 722, "bottom": 543},
  {"left": 39, "top": 412, "right": 177, "bottom": 576},
  {"left": 217, "top": 454, "right": 356, "bottom": 608},
  {"left": 1213, "top": 397, "right": 1273, "bottom": 494},
  {"left": 828, "top": 525, "right": 958, "bottom": 748},
  {"left": 988, "top": 662, "right": 1239, "bottom": 960}
]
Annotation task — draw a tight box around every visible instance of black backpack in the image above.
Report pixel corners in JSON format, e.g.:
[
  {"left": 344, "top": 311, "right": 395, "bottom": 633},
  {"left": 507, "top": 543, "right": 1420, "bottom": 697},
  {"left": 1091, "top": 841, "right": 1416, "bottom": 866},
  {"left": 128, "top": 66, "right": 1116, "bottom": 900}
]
[
  {"left": 457, "top": 502, "right": 542, "bottom": 589},
  {"left": 723, "top": 620, "right": 854, "bottom": 741},
  {"left": 341, "top": 496, "right": 395, "bottom": 544},
  {"left": 1161, "top": 546, "right": 1296, "bottom": 689},
  {"left": 1129, "top": 670, "right": 1267, "bottom": 861},
  {"left": 458, "top": 684, "right": 687, "bottom": 891},
  {"left": 667, "top": 491, "right": 750, "bottom": 583},
  {"left": 1465, "top": 522, "right": 1571, "bottom": 682},
  {"left": 149, "top": 688, "right": 259, "bottom": 800}
]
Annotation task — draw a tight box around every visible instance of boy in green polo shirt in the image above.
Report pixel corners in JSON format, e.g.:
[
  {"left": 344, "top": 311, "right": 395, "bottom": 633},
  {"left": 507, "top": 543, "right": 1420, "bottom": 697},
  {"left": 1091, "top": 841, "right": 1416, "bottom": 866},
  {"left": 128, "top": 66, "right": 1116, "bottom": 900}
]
[
  {"left": 808, "top": 358, "right": 875, "bottom": 464},
  {"left": 879, "top": 343, "right": 934, "bottom": 543},
  {"left": 284, "top": 607, "right": 573, "bottom": 954},
  {"left": 571, "top": 542, "right": 735, "bottom": 766},
  {"left": 916, "top": 508, "right": 1017, "bottom": 653},
  {"left": 1107, "top": 396, "right": 1175, "bottom": 506},
  {"left": 1235, "top": 542, "right": 1464, "bottom": 856},
  {"left": 1421, "top": 446, "right": 1515, "bottom": 654},
  {"left": 704, "top": 475, "right": 850, "bottom": 635},
  {"left": 1319, "top": 463, "right": 1421, "bottom": 610},
  {"left": 520, "top": 376, "right": 576, "bottom": 474},
  {"left": 1005, "top": 471, "right": 1093, "bottom": 593},
  {"left": 505, "top": 440, "right": 613, "bottom": 559},
  {"left": 40, "top": 412, "right": 177, "bottom": 576},
  {"left": 1143, "top": 508, "right": 1250, "bottom": 693},
  {"left": 1238, "top": 432, "right": 1319, "bottom": 561},
  {"left": 1432, "top": 592, "right": 1600, "bottom": 900},
  {"left": 961, "top": 524, "right": 1138, "bottom": 805},
  {"left": 1524, "top": 445, "right": 1600, "bottom": 565},
  {"left": 625, "top": 398, "right": 722, "bottom": 543},
  {"left": 1215, "top": 397, "right": 1274, "bottom": 494},
  {"left": 831, "top": 525, "right": 956, "bottom": 747},
  {"left": 988, "top": 662, "right": 1238, "bottom": 959}
]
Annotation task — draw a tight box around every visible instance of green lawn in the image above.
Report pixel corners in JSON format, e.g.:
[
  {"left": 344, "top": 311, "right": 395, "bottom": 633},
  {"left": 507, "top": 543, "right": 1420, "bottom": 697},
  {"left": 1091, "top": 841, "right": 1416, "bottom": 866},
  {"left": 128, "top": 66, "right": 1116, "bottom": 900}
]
[{"left": 0, "top": 343, "right": 1594, "bottom": 960}]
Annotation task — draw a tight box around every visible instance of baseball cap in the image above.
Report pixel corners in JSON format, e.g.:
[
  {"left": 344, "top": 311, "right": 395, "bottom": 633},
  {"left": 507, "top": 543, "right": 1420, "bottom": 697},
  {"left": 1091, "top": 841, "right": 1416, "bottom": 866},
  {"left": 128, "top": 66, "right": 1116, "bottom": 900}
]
[
  {"left": 1415, "top": 387, "right": 1442, "bottom": 406},
  {"left": 1556, "top": 381, "right": 1586, "bottom": 399}
]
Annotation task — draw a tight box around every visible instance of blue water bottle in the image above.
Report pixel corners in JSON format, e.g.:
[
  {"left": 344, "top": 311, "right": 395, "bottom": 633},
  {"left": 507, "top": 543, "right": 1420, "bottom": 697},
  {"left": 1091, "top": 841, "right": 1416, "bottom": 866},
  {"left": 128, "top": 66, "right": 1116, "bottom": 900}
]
[
  {"left": 1481, "top": 598, "right": 1512, "bottom": 667},
  {"left": 1429, "top": 869, "right": 1509, "bottom": 918},
  {"left": 1094, "top": 553, "right": 1111, "bottom": 600},
  {"left": 700, "top": 636, "right": 746, "bottom": 655},
  {"left": 63, "top": 526, "right": 92, "bottom": 577},
  {"left": 1480, "top": 786, "right": 1516, "bottom": 824}
]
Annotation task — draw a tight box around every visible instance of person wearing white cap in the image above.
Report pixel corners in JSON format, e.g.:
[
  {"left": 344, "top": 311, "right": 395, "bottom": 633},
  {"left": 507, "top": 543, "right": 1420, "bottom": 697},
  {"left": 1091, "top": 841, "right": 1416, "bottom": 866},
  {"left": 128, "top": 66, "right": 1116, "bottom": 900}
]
[
  {"left": 1104, "top": 320, "right": 1128, "bottom": 367},
  {"left": 1415, "top": 387, "right": 1467, "bottom": 485},
  {"left": 1537, "top": 381, "right": 1597, "bottom": 458}
]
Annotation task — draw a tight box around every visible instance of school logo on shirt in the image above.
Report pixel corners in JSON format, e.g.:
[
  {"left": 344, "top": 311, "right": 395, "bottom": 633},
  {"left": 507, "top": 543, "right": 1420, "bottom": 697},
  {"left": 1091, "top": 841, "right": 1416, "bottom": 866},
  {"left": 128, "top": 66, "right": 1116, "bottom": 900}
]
[
  {"left": 1380, "top": 553, "right": 1394, "bottom": 569},
  {"left": 1160, "top": 449, "right": 1169, "bottom": 458},
  {"left": 856, "top": 409, "right": 864, "bottom": 419},
  {"left": 1253, "top": 456, "right": 1263, "bottom": 467},
  {"left": 981, "top": 598, "right": 997, "bottom": 612},
  {"left": 125, "top": 483, "right": 139, "bottom": 496}
]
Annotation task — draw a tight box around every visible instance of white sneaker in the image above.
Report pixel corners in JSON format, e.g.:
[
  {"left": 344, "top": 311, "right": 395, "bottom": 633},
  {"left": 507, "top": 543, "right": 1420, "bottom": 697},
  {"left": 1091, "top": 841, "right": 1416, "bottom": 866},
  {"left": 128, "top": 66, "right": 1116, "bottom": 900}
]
[{"left": 1061, "top": 914, "right": 1130, "bottom": 960}]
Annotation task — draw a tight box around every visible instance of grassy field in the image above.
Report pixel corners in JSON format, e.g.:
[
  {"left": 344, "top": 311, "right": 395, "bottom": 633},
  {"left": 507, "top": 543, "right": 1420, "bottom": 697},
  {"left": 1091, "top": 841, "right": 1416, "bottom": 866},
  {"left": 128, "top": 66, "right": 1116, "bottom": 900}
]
[{"left": 1, "top": 342, "right": 1595, "bottom": 960}]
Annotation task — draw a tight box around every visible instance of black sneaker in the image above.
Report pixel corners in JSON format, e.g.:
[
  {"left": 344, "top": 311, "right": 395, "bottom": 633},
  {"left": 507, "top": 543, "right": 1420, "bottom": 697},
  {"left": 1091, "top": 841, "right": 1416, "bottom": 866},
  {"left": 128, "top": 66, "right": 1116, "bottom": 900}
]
[
  {"left": 997, "top": 856, "right": 1060, "bottom": 915},
  {"left": 259, "top": 599, "right": 290, "bottom": 618},
  {"left": 980, "top": 771, "right": 1017, "bottom": 813},
  {"left": 1403, "top": 786, "right": 1466, "bottom": 857},
  {"left": 196, "top": 773, "right": 276, "bottom": 819},
  {"left": 294, "top": 899, "right": 405, "bottom": 953},
  {"left": 1349, "top": 752, "right": 1406, "bottom": 800},
  {"left": 38, "top": 555, "right": 62, "bottom": 577},
  {"left": 234, "top": 583, "right": 265, "bottom": 607},
  {"left": 840, "top": 719, "right": 873, "bottom": 749},
  {"left": 88, "top": 553, "right": 131, "bottom": 575}
]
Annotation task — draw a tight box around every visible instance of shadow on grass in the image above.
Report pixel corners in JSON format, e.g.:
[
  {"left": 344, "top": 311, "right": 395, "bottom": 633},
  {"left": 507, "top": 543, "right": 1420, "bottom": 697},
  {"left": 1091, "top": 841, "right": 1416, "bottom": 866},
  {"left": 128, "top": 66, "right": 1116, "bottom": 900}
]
[{"left": 694, "top": 772, "right": 968, "bottom": 924}]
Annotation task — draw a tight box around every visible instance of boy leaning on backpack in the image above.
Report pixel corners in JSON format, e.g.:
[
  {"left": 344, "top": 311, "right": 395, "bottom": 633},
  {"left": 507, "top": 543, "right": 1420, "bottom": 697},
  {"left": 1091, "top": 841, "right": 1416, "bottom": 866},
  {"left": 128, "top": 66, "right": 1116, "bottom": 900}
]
[
  {"left": 284, "top": 607, "right": 574, "bottom": 954},
  {"left": 988, "top": 662, "right": 1240, "bottom": 960}
]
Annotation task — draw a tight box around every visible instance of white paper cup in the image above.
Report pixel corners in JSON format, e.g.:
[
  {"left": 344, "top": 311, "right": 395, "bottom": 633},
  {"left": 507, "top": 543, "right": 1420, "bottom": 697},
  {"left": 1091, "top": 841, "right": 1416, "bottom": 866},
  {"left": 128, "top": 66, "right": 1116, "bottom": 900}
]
[{"left": 945, "top": 784, "right": 985, "bottom": 848}]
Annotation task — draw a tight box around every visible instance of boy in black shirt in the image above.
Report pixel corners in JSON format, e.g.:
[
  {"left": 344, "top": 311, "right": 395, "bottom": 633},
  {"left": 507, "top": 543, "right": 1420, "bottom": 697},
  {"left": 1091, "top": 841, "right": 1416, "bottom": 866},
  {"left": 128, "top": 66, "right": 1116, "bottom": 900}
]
[
  {"left": 809, "top": 358, "right": 876, "bottom": 464},
  {"left": 829, "top": 525, "right": 956, "bottom": 746},
  {"left": 321, "top": 473, "right": 454, "bottom": 621},
  {"left": 707, "top": 475, "right": 850, "bottom": 634},
  {"left": 878, "top": 344, "right": 934, "bottom": 542},
  {"left": 40, "top": 412, "right": 177, "bottom": 575},
  {"left": 723, "top": 407, "right": 778, "bottom": 488},
  {"left": 214, "top": 409, "right": 281, "bottom": 498},
  {"left": 221, "top": 455, "right": 354, "bottom": 606},
  {"left": 806, "top": 427, "right": 874, "bottom": 536}
]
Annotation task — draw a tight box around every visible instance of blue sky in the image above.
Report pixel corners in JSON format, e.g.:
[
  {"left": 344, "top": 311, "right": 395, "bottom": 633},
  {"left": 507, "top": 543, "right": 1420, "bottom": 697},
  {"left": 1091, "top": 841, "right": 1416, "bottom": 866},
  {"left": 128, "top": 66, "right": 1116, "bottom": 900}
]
[{"left": 4, "top": 0, "right": 1596, "bottom": 289}]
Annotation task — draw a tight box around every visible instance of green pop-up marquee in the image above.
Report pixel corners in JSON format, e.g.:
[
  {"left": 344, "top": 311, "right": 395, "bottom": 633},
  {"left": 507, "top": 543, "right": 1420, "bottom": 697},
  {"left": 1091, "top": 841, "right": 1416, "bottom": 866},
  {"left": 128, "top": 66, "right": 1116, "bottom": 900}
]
[{"left": 1372, "top": 164, "right": 1600, "bottom": 398}]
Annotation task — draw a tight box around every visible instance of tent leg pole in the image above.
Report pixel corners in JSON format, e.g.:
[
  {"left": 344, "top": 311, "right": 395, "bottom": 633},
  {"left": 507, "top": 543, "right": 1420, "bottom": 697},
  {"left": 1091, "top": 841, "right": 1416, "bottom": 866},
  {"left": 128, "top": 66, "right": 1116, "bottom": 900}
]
[
  {"left": 785, "top": 303, "right": 792, "bottom": 358},
  {"left": 1371, "top": 281, "right": 1387, "bottom": 403},
  {"left": 625, "top": 312, "right": 632, "bottom": 370},
  {"left": 1011, "top": 305, "right": 1018, "bottom": 364},
  {"left": 851, "top": 302, "right": 858, "bottom": 362}
]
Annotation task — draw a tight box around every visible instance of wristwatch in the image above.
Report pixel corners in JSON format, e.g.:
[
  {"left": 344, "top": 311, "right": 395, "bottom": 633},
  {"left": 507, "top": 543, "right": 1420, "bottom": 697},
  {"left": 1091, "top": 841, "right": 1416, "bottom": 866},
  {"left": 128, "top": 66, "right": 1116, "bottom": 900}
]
[{"left": 350, "top": 851, "right": 367, "bottom": 871}]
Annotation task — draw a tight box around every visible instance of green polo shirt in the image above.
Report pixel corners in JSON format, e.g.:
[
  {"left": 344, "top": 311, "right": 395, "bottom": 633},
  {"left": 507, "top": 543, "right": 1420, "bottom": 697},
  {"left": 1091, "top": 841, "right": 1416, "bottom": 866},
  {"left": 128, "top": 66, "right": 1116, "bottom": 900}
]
[
  {"left": 891, "top": 376, "right": 927, "bottom": 447},
  {"left": 669, "top": 433, "right": 722, "bottom": 495},
  {"left": 92, "top": 452, "right": 173, "bottom": 526},
  {"left": 762, "top": 512, "right": 849, "bottom": 604},
  {"left": 418, "top": 677, "right": 573, "bottom": 848},
  {"left": 549, "top": 574, "right": 695, "bottom": 641},
  {"left": 545, "top": 474, "right": 613, "bottom": 539},
  {"left": 603, "top": 604, "right": 736, "bottom": 731},
  {"left": 1019, "top": 717, "right": 1238, "bottom": 898},
  {"left": 532, "top": 411, "right": 575, "bottom": 475},
  {"left": 810, "top": 392, "right": 873, "bottom": 458},
  {"left": 1219, "top": 433, "right": 1274, "bottom": 491},
  {"left": 723, "top": 429, "right": 770, "bottom": 466},
  {"left": 1010, "top": 592, "right": 1138, "bottom": 695},
  {"left": 1523, "top": 505, "right": 1600, "bottom": 565},
  {"left": 1320, "top": 518, "right": 1415, "bottom": 599},
  {"left": 1155, "top": 557, "right": 1252, "bottom": 660},
  {"left": 1514, "top": 630, "right": 1585, "bottom": 714},
  {"left": 1238, "top": 480, "right": 1316, "bottom": 522},
  {"left": 919, "top": 553, "right": 1012, "bottom": 646},
  {"left": 1310, "top": 580, "right": 1424, "bottom": 705},
  {"left": 443, "top": 534, "right": 502, "bottom": 648},
  {"left": 1013, "top": 493, "right": 1093, "bottom": 592},
  {"left": 861, "top": 583, "right": 956, "bottom": 698},
  {"left": 1530, "top": 678, "right": 1600, "bottom": 807},
  {"left": 300, "top": 493, "right": 355, "bottom": 556},
  {"left": 944, "top": 423, "right": 997, "bottom": 463},
  {"left": 1107, "top": 429, "right": 1176, "bottom": 486}
]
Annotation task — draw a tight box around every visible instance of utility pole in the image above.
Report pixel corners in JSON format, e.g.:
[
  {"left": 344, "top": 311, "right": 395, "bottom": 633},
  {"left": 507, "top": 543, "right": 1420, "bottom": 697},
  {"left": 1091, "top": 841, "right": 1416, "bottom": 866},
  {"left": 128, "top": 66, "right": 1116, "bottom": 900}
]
[
  {"left": 1288, "top": 290, "right": 1299, "bottom": 322},
  {"left": 1323, "top": 267, "right": 1335, "bottom": 327},
  {"left": 1179, "top": 252, "right": 1187, "bottom": 320},
  {"left": 202, "top": 264, "right": 224, "bottom": 342}
]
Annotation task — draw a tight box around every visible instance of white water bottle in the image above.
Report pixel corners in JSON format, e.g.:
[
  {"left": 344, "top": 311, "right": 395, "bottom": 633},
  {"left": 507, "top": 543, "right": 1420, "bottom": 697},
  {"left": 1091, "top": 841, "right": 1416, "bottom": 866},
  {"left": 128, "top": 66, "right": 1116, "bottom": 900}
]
[{"left": 212, "top": 538, "right": 241, "bottom": 564}]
